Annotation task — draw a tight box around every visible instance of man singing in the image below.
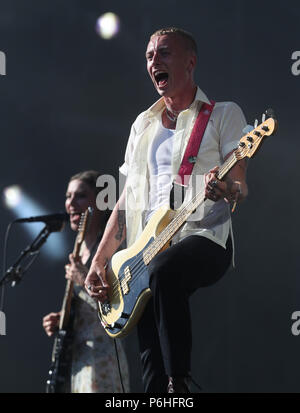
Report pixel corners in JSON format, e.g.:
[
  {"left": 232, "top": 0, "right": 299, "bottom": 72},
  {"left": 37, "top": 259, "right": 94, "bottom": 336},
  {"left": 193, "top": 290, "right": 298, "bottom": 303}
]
[{"left": 85, "top": 27, "right": 248, "bottom": 393}]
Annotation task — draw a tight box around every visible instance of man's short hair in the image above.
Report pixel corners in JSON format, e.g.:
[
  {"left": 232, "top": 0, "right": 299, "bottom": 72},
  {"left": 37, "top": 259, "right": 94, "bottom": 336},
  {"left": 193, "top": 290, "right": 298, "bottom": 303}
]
[{"left": 150, "top": 27, "right": 197, "bottom": 56}]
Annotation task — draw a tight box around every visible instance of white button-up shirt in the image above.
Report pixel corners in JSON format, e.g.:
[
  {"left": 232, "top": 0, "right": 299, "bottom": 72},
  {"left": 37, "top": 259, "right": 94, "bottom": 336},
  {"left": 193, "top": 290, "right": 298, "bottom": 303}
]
[{"left": 120, "top": 87, "right": 246, "bottom": 249}]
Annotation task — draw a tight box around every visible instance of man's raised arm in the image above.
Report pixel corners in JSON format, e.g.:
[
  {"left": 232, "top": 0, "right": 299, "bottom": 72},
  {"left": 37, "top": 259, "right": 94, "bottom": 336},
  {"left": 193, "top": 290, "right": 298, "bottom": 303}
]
[{"left": 84, "top": 185, "right": 126, "bottom": 302}]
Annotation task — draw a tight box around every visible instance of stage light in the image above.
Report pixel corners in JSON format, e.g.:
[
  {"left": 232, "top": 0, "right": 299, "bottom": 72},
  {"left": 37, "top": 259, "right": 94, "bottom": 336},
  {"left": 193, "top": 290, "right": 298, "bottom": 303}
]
[
  {"left": 3, "top": 185, "right": 67, "bottom": 260},
  {"left": 3, "top": 185, "right": 22, "bottom": 208},
  {"left": 96, "top": 12, "right": 120, "bottom": 39}
]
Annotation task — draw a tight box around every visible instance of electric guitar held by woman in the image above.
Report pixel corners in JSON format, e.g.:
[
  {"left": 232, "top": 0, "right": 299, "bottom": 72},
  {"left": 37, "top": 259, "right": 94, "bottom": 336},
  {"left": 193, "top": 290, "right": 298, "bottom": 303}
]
[{"left": 46, "top": 207, "right": 92, "bottom": 393}]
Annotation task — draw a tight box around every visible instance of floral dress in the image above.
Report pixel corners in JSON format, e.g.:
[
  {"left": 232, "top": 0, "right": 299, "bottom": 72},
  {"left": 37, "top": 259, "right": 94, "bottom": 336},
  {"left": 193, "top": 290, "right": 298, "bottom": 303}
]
[{"left": 70, "top": 286, "right": 130, "bottom": 393}]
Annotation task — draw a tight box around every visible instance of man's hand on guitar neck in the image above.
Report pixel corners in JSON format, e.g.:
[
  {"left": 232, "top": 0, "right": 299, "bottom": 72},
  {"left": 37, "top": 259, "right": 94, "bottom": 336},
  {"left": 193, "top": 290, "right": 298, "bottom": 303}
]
[{"left": 204, "top": 160, "right": 248, "bottom": 210}]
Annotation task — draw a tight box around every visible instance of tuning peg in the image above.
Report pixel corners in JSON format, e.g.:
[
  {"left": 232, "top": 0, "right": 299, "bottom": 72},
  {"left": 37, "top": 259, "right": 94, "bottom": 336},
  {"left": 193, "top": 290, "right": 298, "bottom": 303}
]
[
  {"left": 261, "top": 113, "right": 266, "bottom": 123},
  {"left": 254, "top": 119, "right": 258, "bottom": 128}
]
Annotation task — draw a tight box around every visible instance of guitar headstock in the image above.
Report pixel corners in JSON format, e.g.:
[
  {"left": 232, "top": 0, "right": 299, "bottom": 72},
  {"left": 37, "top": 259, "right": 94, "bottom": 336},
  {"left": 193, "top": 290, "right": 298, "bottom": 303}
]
[
  {"left": 77, "top": 207, "right": 93, "bottom": 244},
  {"left": 235, "top": 109, "right": 277, "bottom": 160}
]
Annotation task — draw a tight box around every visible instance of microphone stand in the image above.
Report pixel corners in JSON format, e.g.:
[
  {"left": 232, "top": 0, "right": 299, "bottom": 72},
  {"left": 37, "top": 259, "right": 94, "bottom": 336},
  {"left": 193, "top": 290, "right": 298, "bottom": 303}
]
[{"left": 0, "top": 221, "right": 63, "bottom": 287}]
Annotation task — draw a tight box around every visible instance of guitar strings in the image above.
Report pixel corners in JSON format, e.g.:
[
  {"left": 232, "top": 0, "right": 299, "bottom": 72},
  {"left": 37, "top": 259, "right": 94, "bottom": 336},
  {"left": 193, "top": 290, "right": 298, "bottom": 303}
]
[
  {"left": 102, "top": 123, "right": 272, "bottom": 321},
  {"left": 108, "top": 192, "right": 205, "bottom": 299},
  {"left": 115, "top": 124, "right": 272, "bottom": 300},
  {"left": 107, "top": 152, "right": 240, "bottom": 301},
  {"left": 107, "top": 150, "right": 241, "bottom": 301},
  {"left": 101, "top": 119, "right": 272, "bottom": 322},
  {"left": 108, "top": 188, "right": 207, "bottom": 297}
]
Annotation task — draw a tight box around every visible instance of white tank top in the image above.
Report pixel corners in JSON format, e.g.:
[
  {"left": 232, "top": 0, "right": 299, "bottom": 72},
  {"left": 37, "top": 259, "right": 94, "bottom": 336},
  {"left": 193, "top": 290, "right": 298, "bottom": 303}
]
[{"left": 145, "top": 121, "right": 175, "bottom": 223}]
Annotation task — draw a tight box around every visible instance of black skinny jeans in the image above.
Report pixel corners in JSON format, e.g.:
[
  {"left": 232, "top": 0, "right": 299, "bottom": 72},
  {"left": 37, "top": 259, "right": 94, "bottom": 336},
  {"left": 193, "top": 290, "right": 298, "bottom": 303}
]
[{"left": 137, "top": 235, "right": 233, "bottom": 393}]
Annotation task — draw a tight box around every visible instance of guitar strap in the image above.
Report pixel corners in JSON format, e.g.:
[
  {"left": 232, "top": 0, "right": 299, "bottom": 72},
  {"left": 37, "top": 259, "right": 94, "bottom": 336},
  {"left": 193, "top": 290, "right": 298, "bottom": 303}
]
[
  {"left": 175, "top": 99, "right": 215, "bottom": 185},
  {"left": 170, "top": 99, "right": 215, "bottom": 209}
]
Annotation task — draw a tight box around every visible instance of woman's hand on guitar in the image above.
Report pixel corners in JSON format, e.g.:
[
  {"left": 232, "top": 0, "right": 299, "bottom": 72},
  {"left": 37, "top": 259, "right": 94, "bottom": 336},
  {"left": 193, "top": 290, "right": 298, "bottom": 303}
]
[
  {"left": 43, "top": 312, "right": 60, "bottom": 337},
  {"left": 84, "top": 259, "right": 109, "bottom": 303},
  {"left": 65, "top": 254, "right": 88, "bottom": 287}
]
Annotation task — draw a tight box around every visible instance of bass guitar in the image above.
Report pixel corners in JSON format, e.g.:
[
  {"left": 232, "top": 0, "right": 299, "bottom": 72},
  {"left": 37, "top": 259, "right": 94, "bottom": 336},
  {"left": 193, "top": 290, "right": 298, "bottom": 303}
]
[
  {"left": 98, "top": 112, "right": 277, "bottom": 338},
  {"left": 46, "top": 207, "right": 92, "bottom": 393}
]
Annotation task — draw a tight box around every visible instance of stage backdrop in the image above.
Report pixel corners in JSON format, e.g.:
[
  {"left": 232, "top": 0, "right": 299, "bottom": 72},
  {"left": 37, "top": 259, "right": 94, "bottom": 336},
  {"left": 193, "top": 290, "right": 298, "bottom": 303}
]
[{"left": 0, "top": 0, "right": 299, "bottom": 392}]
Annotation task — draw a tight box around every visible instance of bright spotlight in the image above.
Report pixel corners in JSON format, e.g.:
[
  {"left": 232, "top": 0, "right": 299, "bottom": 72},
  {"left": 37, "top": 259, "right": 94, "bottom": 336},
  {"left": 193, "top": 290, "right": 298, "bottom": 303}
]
[
  {"left": 2, "top": 186, "right": 67, "bottom": 260},
  {"left": 96, "top": 12, "right": 120, "bottom": 39},
  {"left": 3, "top": 185, "right": 22, "bottom": 208}
]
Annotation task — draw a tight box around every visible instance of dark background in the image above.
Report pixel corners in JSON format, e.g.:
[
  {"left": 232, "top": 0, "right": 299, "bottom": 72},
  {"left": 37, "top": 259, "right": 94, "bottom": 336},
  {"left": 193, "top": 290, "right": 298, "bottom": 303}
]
[{"left": 0, "top": 0, "right": 299, "bottom": 393}]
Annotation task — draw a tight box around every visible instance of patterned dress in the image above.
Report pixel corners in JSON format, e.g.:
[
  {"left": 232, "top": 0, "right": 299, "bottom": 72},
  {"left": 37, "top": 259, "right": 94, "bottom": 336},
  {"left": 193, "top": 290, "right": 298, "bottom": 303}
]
[{"left": 70, "top": 286, "right": 130, "bottom": 393}]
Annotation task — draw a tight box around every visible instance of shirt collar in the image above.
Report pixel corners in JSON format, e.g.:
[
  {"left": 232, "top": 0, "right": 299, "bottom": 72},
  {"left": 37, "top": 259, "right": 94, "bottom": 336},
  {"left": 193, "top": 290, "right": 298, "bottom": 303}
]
[
  {"left": 145, "top": 86, "right": 211, "bottom": 119},
  {"left": 194, "top": 86, "right": 211, "bottom": 106}
]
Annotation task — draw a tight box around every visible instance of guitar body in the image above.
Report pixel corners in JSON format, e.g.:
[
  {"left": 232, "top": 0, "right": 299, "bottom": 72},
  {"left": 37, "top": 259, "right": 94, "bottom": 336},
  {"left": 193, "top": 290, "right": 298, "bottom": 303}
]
[
  {"left": 46, "top": 311, "right": 74, "bottom": 393},
  {"left": 99, "top": 206, "right": 175, "bottom": 338}
]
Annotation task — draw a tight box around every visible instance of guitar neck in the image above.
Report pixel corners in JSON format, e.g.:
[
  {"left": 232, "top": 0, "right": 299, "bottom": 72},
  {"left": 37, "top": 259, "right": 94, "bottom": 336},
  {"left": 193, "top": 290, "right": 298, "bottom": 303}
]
[
  {"left": 143, "top": 151, "right": 238, "bottom": 265},
  {"left": 59, "top": 235, "right": 82, "bottom": 330},
  {"left": 59, "top": 279, "right": 74, "bottom": 330},
  {"left": 217, "top": 150, "right": 238, "bottom": 180}
]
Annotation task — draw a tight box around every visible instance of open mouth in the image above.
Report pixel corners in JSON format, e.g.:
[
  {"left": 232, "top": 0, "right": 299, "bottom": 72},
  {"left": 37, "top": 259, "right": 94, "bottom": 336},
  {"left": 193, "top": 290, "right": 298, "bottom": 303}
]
[
  {"left": 154, "top": 71, "right": 169, "bottom": 88},
  {"left": 70, "top": 212, "right": 81, "bottom": 222}
]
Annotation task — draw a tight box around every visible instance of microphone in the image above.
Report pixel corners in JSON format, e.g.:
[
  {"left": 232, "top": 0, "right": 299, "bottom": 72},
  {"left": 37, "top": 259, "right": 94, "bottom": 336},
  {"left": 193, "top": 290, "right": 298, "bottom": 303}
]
[{"left": 14, "top": 212, "right": 69, "bottom": 224}]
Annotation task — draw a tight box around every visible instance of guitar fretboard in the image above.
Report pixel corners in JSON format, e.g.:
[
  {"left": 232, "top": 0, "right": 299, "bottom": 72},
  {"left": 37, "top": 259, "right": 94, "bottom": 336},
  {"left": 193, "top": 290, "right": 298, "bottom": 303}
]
[
  {"left": 59, "top": 209, "right": 91, "bottom": 330},
  {"left": 59, "top": 279, "right": 74, "bottom": 330}
]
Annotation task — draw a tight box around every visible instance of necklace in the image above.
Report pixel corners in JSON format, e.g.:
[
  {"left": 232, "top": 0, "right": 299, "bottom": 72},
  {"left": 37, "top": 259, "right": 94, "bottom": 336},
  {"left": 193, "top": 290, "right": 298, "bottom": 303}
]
[
  {"left": 165, "top": 103, "right": 192, "bottom": 123},
  {"left": 165, "top": 108, "right": 179, "bottom": 123}
]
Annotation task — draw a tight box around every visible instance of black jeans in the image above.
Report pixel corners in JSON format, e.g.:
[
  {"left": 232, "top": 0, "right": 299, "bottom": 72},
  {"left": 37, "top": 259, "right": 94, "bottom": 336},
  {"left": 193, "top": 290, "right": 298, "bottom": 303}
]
[{"left": 137, "top": 235, "right": 233, "bottom": 393}]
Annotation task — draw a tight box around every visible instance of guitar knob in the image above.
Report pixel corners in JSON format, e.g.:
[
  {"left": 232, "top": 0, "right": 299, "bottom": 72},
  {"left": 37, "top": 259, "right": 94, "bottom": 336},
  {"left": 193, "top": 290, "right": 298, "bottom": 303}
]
[
  {"left": 254, "top": 131, "right": 261, "bottom": 137},
  {"left": 262, "top": 126, "right": 269, "bottom": 132},
  {"left": 247, "top": 136, "right": 254, "bottom": 142},
  {"left": 239, "top": 142, "right": 246, "bottom": 148}
]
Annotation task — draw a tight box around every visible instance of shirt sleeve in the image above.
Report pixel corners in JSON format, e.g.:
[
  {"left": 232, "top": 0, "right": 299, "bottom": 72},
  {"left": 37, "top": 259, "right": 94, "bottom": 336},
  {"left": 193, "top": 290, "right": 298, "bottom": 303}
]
[
  {"left": 119, "top": 162, "right": 128, "bottom": 177},
  {"left": 218, "top": 101, "right": 247, "bottom": 159},
  {"left": 119, "top": 111, "right": 149, "bottom": 177},
  {"left": 119, "top": 121, "right": 137, "bottom": 177}
]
